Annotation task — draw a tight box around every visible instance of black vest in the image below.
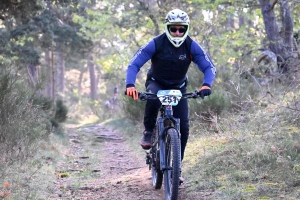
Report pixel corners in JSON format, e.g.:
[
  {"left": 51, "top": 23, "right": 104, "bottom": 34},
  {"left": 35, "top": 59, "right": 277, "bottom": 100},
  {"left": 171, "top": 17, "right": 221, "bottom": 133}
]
[{"left": 147, "top": 33, "right": 192, "bottom": 88}]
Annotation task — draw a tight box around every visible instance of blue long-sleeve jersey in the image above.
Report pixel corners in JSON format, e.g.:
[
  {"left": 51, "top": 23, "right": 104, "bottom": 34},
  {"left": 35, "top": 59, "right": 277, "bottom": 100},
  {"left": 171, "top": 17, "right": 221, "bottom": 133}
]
[{"left": 126, "top": 35, "right": 216, "bottom": 88}]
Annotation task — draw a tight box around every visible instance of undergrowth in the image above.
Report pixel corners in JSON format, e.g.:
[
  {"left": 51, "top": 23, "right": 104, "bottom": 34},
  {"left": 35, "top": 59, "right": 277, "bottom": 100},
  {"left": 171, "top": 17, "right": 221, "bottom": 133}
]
[
  {"left": 184, "top": 81, "right": 300, "bottom": 199},
  {"left": 114, "top": 61, "right": 300, "bottom": 199}
]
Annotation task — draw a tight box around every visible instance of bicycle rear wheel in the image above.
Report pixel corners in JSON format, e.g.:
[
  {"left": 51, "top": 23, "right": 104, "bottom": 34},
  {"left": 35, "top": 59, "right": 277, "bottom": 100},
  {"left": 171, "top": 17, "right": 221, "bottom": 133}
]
[
  {"left": 164, "top": 128, "right": 181, "bottom": 200},
  {"left": 151, "top": 125, "right": 163, "bottom": 189}
]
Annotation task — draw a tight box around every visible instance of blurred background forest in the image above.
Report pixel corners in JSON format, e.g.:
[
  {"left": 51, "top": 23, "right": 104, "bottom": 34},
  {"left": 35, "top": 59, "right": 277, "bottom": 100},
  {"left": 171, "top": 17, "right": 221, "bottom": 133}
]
[{"left": 1, "top": 0, "right": 300, "bottom": 199}]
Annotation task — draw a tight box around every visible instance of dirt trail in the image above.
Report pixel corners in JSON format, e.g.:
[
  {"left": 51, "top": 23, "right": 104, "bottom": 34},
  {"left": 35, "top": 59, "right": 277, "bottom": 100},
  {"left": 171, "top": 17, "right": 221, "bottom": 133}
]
[{"left": 51, "top": 124, "right": 189, "bottom": 200}]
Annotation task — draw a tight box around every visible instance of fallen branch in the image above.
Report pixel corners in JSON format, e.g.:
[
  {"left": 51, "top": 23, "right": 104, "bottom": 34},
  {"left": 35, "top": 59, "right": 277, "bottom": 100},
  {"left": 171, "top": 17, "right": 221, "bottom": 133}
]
[
  {"left": 109, "top": 166, "right": 144, "bottom": 171},
  {"left": 96, "top": 135, "right": 122, "bottom": 140}
]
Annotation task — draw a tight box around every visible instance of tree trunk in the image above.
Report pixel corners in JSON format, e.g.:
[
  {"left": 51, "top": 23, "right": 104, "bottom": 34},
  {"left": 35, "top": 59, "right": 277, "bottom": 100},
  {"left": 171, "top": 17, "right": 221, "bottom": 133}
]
[
  {"left": 138, "top": 0, "right": 160, "bottom": 36},
  {"left": 239, "top": 14, "right": 245, "bottom": 28},
  {"left": 57, "top": 49, "right": 65, "bottom": 98},
  {"left": 157, "top": 0, "right": 167, "bottom": 7},
  {"left": 259, "top": 0, "right": 285, "bottom": 64},
  {"left": 228, "top": 17, "right": 234, "bottom": 29},
  {"left": 279, "top": 0, "right": 293, "bottom": 53},
  {"left": 78, "top": 69, "right": 84, "bottom": 96},
  {"left": 27, "top": 64, "right": 37, "bottom": 87},
  {"left": 45, "top": 50, "right": 53, "bottom": 98},
  {"left": 51, "top": 48, "right": 55, "bottom": 100},
  {"left": 87, "top": 55, "right": 97, "bottom": 100}
]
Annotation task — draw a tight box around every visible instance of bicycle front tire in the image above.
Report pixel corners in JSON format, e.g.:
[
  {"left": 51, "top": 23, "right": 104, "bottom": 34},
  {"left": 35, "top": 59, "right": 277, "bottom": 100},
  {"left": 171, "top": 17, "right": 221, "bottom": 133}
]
[{"left": 164, "top": 128, "right": 181, "bottom": 200}]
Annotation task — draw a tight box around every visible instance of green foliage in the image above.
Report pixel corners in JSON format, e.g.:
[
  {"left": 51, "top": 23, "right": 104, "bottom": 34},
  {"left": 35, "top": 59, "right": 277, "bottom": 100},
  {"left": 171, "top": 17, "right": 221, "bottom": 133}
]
[
  {"left": 51, "top": 99, "right": 68, "bottom": 127},
  {"left": 0, "top": 3, "right": 94, "bottom": 69},
  {"left": 122, "top": 96, "right": 145, "bottom": 124},
  {"left": 202, "top": 92, "right": 230, "bottom": 115},
  {"left": 210, "top": 66, "right": 262, "bottom": 113},
  {"left": 186, "top": 65, "right": 228, "bottom": 116},
  {"left": 0, "top": 60, "right": 51, "bottom": 185},
  {"left": 1, "top": 0, "right": 299, "bottom": 198},
  {"left": 32, "top": 95, "right": 53, "bottom": 111},
  {"left": 0, "top": 0, "right": 44, "bottom": 28},
  {"left": 184, "top": 97, "right": 300, "bottom": 198}
]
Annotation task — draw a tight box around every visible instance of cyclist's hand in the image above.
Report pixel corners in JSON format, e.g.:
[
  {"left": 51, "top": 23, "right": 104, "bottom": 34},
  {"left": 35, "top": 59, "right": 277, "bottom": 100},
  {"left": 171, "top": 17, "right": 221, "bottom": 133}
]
[
  {"left": 126, "top": 87, "right": 138, "bottom": 100},
  {"left": 198, "top": 84, "right": 211, "bottom": 99}
]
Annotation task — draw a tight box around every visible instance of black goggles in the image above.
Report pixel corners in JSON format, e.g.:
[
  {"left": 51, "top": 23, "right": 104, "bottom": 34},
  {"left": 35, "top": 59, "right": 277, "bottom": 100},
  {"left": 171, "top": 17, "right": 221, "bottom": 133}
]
[{"left": 169, "top": 27, "right": 186, "bottom": 33}]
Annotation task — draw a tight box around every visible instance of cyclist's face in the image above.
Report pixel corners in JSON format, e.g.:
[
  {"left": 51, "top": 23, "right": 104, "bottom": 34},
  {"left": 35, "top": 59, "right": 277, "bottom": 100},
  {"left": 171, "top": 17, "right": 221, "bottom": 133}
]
[{"left": 169, "top": 25, "right": 186, "bottom": 37}]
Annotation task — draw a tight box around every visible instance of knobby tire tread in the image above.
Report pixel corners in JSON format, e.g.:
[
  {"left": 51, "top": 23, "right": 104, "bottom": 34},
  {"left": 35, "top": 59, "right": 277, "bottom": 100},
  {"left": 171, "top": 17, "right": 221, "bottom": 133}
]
[{"left": 164, "top": 128, "right": 180, "bottom": 200}]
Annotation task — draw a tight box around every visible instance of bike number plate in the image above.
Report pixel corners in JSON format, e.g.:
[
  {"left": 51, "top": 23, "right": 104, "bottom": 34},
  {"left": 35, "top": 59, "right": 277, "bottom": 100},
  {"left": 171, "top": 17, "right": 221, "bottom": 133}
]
[{"left": 157, "top": 90, "right": 182, "bottom": 106}]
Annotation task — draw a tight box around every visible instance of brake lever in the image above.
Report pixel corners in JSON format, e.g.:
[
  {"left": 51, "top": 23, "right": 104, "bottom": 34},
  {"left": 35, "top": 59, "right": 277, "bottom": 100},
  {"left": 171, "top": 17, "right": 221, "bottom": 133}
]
[
  {"left": 192, "top": 90, "right": 199, "bottom": 99},
  {"left": 139, "top": 92, "right": 147, "bottom": 101}
]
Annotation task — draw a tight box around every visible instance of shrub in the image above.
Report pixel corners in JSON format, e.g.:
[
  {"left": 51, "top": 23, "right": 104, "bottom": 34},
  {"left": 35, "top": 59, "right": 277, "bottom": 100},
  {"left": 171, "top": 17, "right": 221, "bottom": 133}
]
[
  {"left": 50, "top": 99, "right": 68, "bottom": 128},
  {"left": 0, "top": 64, "right": 51, "bottom": 189},
  {"left": 202, "top": 91, "right": 230, "bottom": 115},
  {"left": 54, "top": 99, "right": 68, "bottom": 123},
  {"left": 32, "top": 95, "right": 52, "bottom": 111},
  {"left": 122, "top": 95, "right": 145, "bottom": 124}
]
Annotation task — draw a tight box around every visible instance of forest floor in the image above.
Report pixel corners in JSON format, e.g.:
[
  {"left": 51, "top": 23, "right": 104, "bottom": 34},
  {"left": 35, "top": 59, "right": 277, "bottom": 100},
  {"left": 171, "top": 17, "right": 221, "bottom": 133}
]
[{"left": 49, "top": 123, "right": 196, "bottom": 200}]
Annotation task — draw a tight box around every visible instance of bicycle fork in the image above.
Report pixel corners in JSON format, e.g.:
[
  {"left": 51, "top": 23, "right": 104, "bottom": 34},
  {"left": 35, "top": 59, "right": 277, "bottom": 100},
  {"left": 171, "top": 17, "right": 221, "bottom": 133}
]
[{"left": 158, "top": 118, "right": 181, "bottom": 172}]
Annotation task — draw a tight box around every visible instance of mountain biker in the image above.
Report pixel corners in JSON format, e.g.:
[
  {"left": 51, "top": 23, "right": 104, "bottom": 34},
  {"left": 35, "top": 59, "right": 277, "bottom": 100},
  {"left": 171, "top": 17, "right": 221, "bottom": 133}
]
[{"left": 125, "top": 8, "right": 216, "bottom": 180}]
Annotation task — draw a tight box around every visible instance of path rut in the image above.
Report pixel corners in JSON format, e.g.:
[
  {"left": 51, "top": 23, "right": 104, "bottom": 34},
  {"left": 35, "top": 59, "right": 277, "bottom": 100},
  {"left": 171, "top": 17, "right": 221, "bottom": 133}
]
[{"left": 50, "top": 124, "right": 188, "bottom": 200}]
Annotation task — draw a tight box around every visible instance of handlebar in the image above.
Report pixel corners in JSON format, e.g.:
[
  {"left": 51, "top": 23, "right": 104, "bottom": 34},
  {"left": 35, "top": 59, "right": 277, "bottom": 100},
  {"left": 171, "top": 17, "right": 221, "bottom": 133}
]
[{"left": 137, "top": 91, "right": 199, "bottom": 101}]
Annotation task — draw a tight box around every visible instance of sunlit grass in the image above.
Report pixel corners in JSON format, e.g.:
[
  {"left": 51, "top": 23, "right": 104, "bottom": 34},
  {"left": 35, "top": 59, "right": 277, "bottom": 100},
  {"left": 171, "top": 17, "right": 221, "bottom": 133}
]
[
  {"left": 61, "top": 67, "right": 300, "bottom": 199},
  {"left": 97, "top": 84, "right": 300, "bottom": 199},
  {"left": 184, "top": 134, "right": 229, "bottom": 168},
  {"left": 181, "top": 99, "right": 300, "bottom": 198}
]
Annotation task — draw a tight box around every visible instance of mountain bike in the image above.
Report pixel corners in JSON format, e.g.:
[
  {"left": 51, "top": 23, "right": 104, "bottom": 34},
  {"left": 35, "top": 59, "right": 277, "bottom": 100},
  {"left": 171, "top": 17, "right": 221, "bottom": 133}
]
[{"left": 138, "top": 89, "right": 199, "bottom": 200}]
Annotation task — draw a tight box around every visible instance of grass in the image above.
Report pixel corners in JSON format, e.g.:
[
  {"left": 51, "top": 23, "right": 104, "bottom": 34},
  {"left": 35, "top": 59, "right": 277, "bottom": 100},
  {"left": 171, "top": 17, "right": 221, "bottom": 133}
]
[
  {"left": 2, "top": 71, "right": 300, "bottom": 199},
  {"left": 0, "top": 132, "right": 70, "bottom": 199},
  {"left": 59, "top": 74, "right": 300, "bottom": 199},
  {"left": 102, "top": 80, "right": 300, "bottom": 199},
  {"left": 180, "top": 92, "right": 300, "bottom": 199}
]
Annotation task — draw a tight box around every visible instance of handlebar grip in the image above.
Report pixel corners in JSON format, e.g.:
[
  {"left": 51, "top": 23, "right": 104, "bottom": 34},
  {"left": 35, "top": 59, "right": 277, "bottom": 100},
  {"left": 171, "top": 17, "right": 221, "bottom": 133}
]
[
  {"left": 125, "top": 91, "right": 141, "bottom": 95},
  {"left": 139, "top": 93, "right": 147, "bottom": 101},
  {"left": 125, "top": 91, "right": 144, "bottom": 100}
]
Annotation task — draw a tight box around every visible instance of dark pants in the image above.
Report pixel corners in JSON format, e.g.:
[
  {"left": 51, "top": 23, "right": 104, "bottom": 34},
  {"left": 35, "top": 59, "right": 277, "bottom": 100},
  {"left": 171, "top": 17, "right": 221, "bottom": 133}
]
[{"left": 144, "top": 80, "right": 189, "bottom": 161}]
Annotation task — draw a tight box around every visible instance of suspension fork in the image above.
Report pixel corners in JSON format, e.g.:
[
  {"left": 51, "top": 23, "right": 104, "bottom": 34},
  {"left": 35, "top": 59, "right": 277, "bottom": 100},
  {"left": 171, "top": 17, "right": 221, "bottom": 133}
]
[
  {"left": 158, "top": 119, "right": 181, "bottom": 172},
  {"left": 165, "top": 105, "right": 181, "bottom": 133},
  {"left": 156, "top": 117, "right": 166, "bottom": 171}
]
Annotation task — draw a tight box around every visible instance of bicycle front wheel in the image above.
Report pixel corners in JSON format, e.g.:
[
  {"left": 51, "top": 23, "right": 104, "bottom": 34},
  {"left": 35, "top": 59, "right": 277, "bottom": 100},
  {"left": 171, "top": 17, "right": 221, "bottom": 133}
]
[{"left": 164, "top": 128, "right": 181, "bottom": 200}]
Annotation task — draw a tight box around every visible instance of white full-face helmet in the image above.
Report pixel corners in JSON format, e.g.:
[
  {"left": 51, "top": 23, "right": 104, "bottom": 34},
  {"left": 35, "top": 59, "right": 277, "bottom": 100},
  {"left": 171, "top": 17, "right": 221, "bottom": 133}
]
[{"left": 164, "top": 9, "right": 190, "bottom": 48}]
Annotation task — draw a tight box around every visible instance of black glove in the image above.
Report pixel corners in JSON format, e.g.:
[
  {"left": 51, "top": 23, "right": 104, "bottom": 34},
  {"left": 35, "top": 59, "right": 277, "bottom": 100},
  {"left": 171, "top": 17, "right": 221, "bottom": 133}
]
[{"left": 198, "top": 83, "right": 211, "bottom": 99}]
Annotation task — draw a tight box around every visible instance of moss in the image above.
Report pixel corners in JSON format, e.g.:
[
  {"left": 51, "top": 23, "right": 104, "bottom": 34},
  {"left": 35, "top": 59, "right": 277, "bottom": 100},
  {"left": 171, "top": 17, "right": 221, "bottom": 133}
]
[
  {"left": 58, "top": 172, "right": 70, "bottom": 178},
  {"left": 242, "top": 185, "right": 256, "bottom": 192},
  {"left": 256, "top": 196, "right": 271, "bottom": 200}
]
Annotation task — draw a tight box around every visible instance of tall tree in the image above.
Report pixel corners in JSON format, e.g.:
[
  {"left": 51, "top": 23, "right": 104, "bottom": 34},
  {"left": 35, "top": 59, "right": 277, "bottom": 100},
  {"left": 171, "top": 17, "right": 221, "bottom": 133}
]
[
  {"left": 279, "top": 0, "right": 294, "bottom": 54},
  {"left": 259, "top": 0, "right": 287, "bottom": 69},
  {"left": 87, "top": 55, "right": 97, "bottom": 100},
  {"left": 259, "top": 0, "right": 294, "bottom": 71}
]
